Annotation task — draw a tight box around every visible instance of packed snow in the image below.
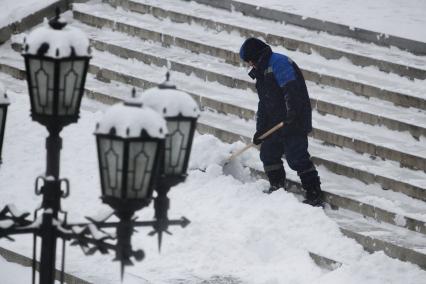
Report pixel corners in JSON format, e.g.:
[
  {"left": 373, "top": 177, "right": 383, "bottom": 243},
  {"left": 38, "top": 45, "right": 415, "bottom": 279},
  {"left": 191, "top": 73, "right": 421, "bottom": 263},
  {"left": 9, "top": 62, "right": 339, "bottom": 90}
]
[
  {"left": 0, "top": 0, "right": 58, "bottom": 29},
  {"left": 96, "top": 102, "right": 168, "bottom": 138},
  {"left": 140, "top": 86, "right": 200, "bottom": 118},
  {"left": 3, "top": 0, "right": 425, "bottom": 44},
  {"left": 0, "top": 76, "right": 425, "bottom": 284},
  {"left": 23, "top": 17, "right": 91, "bottom": 58},
  {"left": 238, "top": 0, "right": 426, "bottom": 42}
]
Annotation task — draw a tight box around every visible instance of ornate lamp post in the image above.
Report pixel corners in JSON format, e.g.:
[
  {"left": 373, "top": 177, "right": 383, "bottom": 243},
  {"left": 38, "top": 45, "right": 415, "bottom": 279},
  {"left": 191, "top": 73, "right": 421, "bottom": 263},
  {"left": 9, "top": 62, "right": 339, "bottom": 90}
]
[
  {"left": 0, "top": 82, "right": 10, "bottom": 164},
  {"left": 21, "top": 10, "right": 91, "bottom": 284},
  {"left": 139, "top": 73, "right": 200, "bottom": 249}
]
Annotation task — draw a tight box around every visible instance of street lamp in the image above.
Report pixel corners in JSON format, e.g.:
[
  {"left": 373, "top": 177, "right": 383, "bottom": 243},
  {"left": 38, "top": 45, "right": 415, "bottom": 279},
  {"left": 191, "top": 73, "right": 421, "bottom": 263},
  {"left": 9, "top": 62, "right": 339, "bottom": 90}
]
[
  {"left": 95, "top": 96, "right": 166, "bottom": 270},
  {"left": 22, "top": 10, "right": 90, "bottom": 130},
  {"left": 22, "top": 8, "right": 91, "bottom": 179},
  {"left": 0, "top": 82, "right": 10, "bottom": 164},
  {"left": 14, "top": 8, "right": 92, "bottom": 284},
  {"left": 139, "top": 73, "right": 200, "bottom": 249}
]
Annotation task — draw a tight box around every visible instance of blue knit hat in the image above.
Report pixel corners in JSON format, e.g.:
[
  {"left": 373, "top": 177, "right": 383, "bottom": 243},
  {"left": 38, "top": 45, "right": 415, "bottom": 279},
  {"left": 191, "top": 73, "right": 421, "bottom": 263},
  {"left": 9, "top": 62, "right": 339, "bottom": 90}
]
[{"left": 239, "top": 38, "right": 269, "bottom": 62}]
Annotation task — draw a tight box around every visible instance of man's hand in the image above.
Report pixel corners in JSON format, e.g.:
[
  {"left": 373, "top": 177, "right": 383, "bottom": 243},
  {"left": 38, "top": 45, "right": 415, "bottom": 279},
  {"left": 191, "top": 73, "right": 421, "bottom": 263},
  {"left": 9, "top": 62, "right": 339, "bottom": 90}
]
[{"left": 252, "top": 131, "right": 263, "bottom": 145}]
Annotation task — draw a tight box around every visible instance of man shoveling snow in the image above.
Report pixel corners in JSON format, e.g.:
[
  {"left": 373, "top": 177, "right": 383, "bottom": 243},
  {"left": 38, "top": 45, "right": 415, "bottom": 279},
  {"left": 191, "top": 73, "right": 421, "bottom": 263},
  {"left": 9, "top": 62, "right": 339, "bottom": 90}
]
[{"left": 239, "top": 38, "right": 323, "bottom": 207}]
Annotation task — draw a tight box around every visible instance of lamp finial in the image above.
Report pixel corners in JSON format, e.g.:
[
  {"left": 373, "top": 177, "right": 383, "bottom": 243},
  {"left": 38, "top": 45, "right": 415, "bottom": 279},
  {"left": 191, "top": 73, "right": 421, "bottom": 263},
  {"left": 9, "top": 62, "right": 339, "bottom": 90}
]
[
  {"left": 158, "top": 71, "right": 176, "bottom": 90},
  {"left": 49, "top": 7, "right": 67, "bottom": 30}
]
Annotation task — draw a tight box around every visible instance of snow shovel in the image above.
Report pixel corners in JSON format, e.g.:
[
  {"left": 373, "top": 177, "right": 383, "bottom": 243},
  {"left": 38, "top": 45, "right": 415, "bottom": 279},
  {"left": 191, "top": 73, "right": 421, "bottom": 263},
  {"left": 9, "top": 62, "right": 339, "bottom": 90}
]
[{"left": 224, "top": 121, "right": 284, "bottom": 166}]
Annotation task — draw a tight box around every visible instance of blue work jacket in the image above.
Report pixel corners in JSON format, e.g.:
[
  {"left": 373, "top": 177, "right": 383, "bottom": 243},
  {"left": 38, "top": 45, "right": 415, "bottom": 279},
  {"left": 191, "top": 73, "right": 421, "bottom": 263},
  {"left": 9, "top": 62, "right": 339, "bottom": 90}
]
[{"left": 253, "top": 47, "right": 312, "bottom": 137}]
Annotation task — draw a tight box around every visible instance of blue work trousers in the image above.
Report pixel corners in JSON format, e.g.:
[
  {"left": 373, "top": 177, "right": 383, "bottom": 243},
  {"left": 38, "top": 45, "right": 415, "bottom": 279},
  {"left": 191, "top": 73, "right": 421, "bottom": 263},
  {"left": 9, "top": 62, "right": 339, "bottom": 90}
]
[{"left": 260, "top": 134, "right": 319, "bottom": 187}]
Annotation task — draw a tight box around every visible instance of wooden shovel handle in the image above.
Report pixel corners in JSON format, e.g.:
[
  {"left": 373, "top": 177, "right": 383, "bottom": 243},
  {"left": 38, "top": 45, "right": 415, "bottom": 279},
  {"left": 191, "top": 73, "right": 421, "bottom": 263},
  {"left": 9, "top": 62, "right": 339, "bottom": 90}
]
[
  {"left": 258, "top": 122, "right": 284, "bottom": 140},
  {"left": 225, "top": 143, "right": 254, "bottom": 163},
  {"left": 225, "top": 122, "right": 284, "bottom": 163}
]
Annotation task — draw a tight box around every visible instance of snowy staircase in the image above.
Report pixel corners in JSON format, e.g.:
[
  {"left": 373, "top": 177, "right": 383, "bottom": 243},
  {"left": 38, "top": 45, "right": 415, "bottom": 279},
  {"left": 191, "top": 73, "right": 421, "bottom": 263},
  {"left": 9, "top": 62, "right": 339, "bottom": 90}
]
[{"left": 0, "top": 0, "right": 426, "bottom": 270}]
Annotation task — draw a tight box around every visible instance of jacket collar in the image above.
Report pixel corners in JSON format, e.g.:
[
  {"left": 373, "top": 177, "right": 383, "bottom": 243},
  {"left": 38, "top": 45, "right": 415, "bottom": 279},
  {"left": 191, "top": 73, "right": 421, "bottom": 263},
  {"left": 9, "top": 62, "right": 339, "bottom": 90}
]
[{"left": 253, "top": 46, "right": 272, "bottom": 79}]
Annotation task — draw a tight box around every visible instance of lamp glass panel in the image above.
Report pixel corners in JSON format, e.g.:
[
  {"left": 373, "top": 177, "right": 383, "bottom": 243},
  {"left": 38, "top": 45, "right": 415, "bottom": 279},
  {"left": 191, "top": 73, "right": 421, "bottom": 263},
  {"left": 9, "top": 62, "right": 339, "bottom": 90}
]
[
  {"left": 126, "top": 141, "right": 158, "bottom": 199},
  {"left": 164, "top": 120, "right": 191, "bottom": 175},
  {"left": 29, "top": 58, "right": 54, "bottom": 115},
  {"left": 58, "top": 60, "right": 85, "bottom": 115},
  {"left": 98, "top": 137, "right": 124, "bottom": 198}
]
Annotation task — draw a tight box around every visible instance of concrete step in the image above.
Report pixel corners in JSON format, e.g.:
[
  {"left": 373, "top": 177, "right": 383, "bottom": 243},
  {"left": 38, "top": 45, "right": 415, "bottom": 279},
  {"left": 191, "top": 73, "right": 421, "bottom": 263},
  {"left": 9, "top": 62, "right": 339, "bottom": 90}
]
[
  {"left": 190, "top": 0, "right": 426, "bottom": 56},
  {"left": 72, "top": 2, "right": 426, "bottom": 110},
  {"left": 2, "top": 42, "right": 425, "bottom": 201},
  {"left": 327, "top": 208, "right": 426, "bottom": 269},
  {"left": 30, "top": 20, "right": 426, "bottom": 140},
  {"left": 104, "top": 0, "right": 426, "bottom": 81}
]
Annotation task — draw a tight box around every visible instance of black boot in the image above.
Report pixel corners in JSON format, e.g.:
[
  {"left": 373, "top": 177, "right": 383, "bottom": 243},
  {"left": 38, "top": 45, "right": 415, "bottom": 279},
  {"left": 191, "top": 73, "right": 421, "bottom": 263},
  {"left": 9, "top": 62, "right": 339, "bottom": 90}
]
[
  {"left": 263, "top": 167, "right": 286, "bottom": 194},
  {"left": 302, "top": 182, "right": 324, "bottom": 207}
]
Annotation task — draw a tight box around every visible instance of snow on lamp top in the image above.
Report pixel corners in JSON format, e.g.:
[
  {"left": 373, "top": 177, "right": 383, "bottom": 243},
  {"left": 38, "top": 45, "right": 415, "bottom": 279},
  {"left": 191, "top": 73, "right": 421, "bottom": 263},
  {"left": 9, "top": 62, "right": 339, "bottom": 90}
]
[
  {"left": 95, "top": 101, "right": 168, "bottom": 139},
  {"left": 0, "top": 82, "right": 9, "bottom": 105},
  {"left": 22, "top": 9, "right": 90, "bottom": 58},
  {"left": 140, "top": 73, "right": 200, "bottom": 118}
]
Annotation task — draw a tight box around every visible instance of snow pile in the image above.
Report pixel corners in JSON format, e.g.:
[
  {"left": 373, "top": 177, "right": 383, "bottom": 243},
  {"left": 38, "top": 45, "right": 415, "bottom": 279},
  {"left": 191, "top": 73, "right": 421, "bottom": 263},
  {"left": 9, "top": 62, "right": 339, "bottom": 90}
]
[
  {"left": 140, "top": 86, "right": 200, "bottom": 118},
  {"left": 95, "top": 103, "right": 167, "bottom": 138},
  {"left": 23, "top": 18, "right": 90, "bottom": 58}
]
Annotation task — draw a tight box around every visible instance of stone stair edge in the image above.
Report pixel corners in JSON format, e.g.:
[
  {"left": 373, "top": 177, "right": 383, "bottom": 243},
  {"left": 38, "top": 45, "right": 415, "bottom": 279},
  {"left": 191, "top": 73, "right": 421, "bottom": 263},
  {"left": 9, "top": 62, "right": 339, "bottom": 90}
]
[
  {"left": 103, "top": 0, "right": 426, "bottom": 81},
  {"left": 339, "top": 227, "right": 426, "bottom": 270},
  {"left": 189, "top": 0, "right": 426, "bottom": 56},
  {"left": 71, "top": 7, "right": 426, "bottom": 111}
]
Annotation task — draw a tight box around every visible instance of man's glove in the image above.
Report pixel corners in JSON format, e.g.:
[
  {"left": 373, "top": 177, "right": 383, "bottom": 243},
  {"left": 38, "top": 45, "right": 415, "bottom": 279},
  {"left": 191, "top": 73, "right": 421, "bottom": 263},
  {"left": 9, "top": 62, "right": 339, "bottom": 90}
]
[{"left": 252, "top": 130, "right": 263, "bottom": 145}]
